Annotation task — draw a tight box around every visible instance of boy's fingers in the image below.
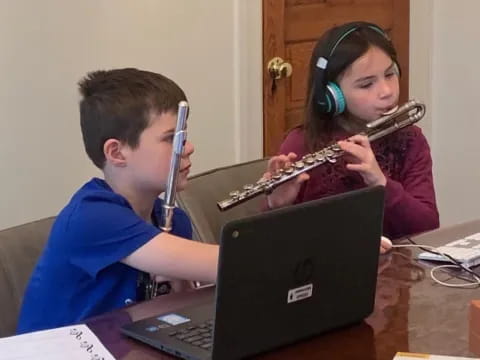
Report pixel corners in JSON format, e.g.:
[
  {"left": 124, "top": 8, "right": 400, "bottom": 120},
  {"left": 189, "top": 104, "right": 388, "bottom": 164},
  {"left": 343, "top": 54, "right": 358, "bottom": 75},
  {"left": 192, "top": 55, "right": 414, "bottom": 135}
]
[{"left": 154, "top": 274, "right": 173, "bottom": 283}]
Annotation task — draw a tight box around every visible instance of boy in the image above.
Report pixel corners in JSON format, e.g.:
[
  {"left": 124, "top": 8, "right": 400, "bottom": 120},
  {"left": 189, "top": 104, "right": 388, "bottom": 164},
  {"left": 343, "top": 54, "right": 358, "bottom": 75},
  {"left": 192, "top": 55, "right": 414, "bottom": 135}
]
[{"left": 17, "top": 68, "right": 219, "bottom": 333}]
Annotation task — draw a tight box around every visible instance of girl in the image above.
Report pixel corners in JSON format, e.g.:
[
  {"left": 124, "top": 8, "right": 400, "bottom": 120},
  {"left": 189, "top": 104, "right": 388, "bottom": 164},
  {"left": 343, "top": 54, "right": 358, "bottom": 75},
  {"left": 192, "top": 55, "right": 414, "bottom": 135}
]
[{"left": 265, "top": 21, "right": 439, "bottom": 240}]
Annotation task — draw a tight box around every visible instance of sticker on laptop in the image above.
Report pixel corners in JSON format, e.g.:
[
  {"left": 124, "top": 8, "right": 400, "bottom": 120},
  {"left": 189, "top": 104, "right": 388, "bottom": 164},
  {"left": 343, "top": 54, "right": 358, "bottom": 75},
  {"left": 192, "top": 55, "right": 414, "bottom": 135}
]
[
  {"left": 287, "top": 284, "right": 313, "bottom": 303},
  {"left": 157, "top": 313, "right": 191, "bottom": 326}
]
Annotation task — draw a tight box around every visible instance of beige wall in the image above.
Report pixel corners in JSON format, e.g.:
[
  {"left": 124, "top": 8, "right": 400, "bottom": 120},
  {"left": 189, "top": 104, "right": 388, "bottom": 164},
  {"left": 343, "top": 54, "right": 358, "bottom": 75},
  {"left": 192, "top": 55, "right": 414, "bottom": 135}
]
[
  {"left": 0, "top": 0, "right": 259, "bottom": 229},
  {"left": 409, "top": 0, "right": 433, "bottom": 142},
  {"left": 430, "top": 0, "right": 480, "bottom": 226},
  {"left": 411, "top": 0, "right": 480, "bottom": 227}
]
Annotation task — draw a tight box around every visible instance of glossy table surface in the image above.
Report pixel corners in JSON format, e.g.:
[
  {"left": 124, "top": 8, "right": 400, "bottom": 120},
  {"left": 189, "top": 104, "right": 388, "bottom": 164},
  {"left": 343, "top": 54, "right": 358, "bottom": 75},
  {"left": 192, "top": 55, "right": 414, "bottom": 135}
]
[{"left": 86, "top": 220, "right": 480, "bottom": 359}]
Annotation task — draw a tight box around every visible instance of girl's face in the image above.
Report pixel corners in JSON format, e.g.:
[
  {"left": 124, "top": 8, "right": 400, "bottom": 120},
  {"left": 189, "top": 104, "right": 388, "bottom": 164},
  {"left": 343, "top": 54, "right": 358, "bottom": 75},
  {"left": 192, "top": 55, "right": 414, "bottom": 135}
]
[{"left": 337, "top": 46, "right": 399, "bottom": 123}]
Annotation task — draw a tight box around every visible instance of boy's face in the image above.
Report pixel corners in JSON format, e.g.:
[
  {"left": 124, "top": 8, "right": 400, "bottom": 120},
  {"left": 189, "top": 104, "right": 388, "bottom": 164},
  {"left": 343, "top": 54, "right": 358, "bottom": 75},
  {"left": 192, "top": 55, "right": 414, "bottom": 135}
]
[{"left": 124, "top": 111, "right": 194, "bottom": 194}]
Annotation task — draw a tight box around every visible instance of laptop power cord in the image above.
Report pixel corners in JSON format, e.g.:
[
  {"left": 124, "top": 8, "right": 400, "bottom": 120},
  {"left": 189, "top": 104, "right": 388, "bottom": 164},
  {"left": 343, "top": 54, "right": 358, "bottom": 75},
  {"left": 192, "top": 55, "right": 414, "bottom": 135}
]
[{"left": 389, "top": 237, "right": 480, "bottom": 288}]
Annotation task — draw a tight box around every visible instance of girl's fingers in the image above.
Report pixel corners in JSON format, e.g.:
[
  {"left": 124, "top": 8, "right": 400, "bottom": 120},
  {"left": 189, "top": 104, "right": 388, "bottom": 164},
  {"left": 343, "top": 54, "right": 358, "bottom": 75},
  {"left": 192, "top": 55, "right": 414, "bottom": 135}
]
[
  {"left": 345, "top": 163, "right": 367, "bottom": 172},
  {"left": 295, "top": 172, "right": 310, "bottom": 184},
  {"left": 267, "top": 156, "right": 283, "bottom": 173},
  {"left": 338, "top": 140, "right": 367, "bottom": 161},
  {"left": 268, "top": 153, "right": 298, "bottom": 173},
  {"left": 287, "top": 152, "right": 298, "bottom": 162},
  {"left": 347, "top": 134, "right": 371, "bottom": 149}
]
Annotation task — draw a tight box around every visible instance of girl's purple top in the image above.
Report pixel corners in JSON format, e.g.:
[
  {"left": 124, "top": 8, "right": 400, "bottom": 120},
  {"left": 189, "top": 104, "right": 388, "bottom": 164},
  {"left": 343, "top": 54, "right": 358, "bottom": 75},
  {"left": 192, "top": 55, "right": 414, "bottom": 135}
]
[{"left": 279, "top": 125, "right": 439, "bottom": 239}]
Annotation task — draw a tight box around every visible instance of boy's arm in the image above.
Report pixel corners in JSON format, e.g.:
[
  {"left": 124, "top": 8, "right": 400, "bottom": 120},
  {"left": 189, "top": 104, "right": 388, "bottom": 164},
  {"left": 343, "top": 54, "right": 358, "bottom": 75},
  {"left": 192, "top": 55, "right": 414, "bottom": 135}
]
[{"left": 121, "top": 232, "right": 219, "bottom": 284}]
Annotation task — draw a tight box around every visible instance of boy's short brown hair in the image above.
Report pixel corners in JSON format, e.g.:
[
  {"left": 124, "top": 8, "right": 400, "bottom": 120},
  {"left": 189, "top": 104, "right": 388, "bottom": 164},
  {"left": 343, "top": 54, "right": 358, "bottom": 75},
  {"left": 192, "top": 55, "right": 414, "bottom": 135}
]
[{"left": 78, "top": 68, "right": 187, "bottom": 169}]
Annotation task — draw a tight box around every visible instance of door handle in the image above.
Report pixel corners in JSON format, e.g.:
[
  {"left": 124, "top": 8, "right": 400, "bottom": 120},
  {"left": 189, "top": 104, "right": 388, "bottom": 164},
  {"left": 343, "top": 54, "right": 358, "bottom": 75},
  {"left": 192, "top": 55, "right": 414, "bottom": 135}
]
[{"left": 267, "top": 57, "right": 293, "bottom": 80}]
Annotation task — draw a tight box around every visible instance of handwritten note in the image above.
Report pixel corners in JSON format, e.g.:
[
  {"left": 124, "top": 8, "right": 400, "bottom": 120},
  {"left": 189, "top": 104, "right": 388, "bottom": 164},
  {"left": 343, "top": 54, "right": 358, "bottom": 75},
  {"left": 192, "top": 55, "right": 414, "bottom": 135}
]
[{"left": 0, "top": 324, "right": 115, "bottom": 360}]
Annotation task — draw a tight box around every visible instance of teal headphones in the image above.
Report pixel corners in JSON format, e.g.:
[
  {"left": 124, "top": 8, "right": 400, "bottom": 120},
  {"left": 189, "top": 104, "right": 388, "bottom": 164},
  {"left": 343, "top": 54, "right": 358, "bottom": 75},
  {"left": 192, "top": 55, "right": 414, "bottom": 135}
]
[{"left": 314, "top": 22, "right": 399, "bottom": 116}]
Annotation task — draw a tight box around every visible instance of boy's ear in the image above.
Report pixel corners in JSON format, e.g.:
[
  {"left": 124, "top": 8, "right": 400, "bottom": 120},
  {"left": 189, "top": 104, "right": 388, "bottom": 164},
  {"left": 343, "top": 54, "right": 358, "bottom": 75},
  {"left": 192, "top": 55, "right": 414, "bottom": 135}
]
[{"left": 103, "top": 138, "right": 128, "bottom": 167}]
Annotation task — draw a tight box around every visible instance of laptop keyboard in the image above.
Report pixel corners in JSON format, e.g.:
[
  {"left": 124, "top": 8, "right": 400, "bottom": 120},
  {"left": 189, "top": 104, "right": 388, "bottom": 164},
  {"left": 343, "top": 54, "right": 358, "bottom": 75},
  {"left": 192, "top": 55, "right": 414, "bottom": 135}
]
[{"left": 167, "top": 319, "right": 214, "bottom": 350}]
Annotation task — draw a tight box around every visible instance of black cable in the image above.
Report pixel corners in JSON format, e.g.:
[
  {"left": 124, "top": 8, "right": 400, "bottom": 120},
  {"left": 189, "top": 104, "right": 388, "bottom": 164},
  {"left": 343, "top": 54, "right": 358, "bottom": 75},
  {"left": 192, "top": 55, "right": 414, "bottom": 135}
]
[{"left": 405, "top": 236, "right": 480, "bottom": 280}]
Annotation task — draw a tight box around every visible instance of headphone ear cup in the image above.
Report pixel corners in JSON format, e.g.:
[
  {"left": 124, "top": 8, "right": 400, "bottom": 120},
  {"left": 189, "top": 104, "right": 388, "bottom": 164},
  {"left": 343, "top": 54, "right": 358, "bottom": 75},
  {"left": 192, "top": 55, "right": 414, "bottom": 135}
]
[
  {"left": 325, "top": 82, "right": 346, "bottom": 115},
  {"left": 393, "top": 62, "right": 401, "bottom": 77}
]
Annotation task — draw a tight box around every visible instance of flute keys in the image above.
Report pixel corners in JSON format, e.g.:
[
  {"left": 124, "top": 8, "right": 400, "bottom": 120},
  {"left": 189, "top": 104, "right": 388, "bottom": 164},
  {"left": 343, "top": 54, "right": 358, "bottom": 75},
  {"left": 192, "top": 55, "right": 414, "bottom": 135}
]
[
  {"left": 316, "top": 153, "right": 325, "bottom": 162},
  {"left": 303, "top": 156, "right": 314, "bottom": 165},
  {"left": 271, "top": 168, "right": 283, "bottom": 180},
  {"left": 331, "top": 144, "right": 341, "bottom": 152},
  {"left": 284, "top": 167, "right": 294, "bottom": 174},
  {"left": 229, "top": 190, "right": 240, "bottom": 198},
  {"left": 295, "top": 161, "right": 304, "bottom": 169},
  {"left": 243, "top": 184, "right": 254, "bottom": 191},
  {"left": 324, "top": 149, "right": 337, "bottom": 163}
]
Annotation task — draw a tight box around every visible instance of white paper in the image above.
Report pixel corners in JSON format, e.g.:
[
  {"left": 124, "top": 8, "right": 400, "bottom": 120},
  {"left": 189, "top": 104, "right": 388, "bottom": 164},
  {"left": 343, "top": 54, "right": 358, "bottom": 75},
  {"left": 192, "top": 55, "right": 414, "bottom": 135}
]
[
  {"left": 394, "top": 352, "right": 479, "bottom": 360},
  {"left": 0, "top": 324, "right": 115, "bottom": 360}
]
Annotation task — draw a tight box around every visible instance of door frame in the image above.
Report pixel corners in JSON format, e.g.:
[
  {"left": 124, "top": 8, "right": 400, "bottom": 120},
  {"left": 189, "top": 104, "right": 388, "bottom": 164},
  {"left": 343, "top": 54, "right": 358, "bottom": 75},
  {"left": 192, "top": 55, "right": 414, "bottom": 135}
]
[{"left": 233, "top": 0, "right": 263, "bottom": 162}]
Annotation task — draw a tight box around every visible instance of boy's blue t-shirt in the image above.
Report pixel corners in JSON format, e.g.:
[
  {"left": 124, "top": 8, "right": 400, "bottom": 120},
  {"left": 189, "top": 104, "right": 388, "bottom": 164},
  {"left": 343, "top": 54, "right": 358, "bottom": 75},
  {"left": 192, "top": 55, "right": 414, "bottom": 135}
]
[{"left": 17, "top": 178, "right": 192, "bottom": 334}]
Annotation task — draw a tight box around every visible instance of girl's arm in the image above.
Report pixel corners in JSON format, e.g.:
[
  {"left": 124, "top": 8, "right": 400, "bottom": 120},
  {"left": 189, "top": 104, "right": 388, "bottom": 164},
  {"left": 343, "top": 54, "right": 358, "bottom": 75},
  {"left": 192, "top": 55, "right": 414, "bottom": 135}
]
[
  {"left": 381, "top": 129, "right": 439, "bottom": 239},
  {"left": 338, "top": 129, "right": 439, "bottom": 239}
]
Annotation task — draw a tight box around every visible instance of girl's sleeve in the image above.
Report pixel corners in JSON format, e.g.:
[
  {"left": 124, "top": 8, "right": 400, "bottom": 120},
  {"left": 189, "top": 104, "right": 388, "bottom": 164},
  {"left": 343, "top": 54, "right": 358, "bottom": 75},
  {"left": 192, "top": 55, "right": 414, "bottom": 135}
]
[{"left": 383, "top": 128, "right": 440, "bottom": 239}]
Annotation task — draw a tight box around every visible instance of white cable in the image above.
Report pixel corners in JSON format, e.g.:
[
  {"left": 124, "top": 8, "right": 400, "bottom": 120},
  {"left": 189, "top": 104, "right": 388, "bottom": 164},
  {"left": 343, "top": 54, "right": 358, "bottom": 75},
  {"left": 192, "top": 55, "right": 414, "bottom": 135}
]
[
  {"left": 430, "top": 265, "right": 480, "bottom": 288},
  {"left": 391, "top": 244, "right": 480, "bottom": 288}
]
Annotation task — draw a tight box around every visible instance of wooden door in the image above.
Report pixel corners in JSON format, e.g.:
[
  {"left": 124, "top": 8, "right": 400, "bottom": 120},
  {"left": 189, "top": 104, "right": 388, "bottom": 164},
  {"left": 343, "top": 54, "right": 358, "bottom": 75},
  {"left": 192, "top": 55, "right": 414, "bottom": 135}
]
[{"left": 263, "top": 0, "right": 410, "bottom": 156}]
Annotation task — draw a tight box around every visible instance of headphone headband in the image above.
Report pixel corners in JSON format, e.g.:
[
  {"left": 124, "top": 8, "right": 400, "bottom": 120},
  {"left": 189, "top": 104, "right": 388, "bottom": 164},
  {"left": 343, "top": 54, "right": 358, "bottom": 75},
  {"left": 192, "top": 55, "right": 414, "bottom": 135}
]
[{"left": 328, "top": 23, "right": 388, "bottom": 58}]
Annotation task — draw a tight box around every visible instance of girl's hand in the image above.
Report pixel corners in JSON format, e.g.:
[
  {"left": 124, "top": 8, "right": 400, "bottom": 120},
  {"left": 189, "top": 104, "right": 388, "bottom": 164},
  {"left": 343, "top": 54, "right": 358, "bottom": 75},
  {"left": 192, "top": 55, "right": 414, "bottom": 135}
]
[
  {"left": 263, "top": 152, "right": 309, "bottom": 209},
  {"left": 338, "top": 135, "right": 387, "bottom": 186},
  {"left": 380, "top": 236, "right": 393, "bottom": 254}
]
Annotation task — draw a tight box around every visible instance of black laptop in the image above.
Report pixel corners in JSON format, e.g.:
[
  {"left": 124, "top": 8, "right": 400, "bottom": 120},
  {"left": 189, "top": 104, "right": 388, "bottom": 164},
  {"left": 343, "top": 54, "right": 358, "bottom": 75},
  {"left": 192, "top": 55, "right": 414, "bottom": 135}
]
[{"left": 121, "top": 186, "right": 385, "bottom": 360}]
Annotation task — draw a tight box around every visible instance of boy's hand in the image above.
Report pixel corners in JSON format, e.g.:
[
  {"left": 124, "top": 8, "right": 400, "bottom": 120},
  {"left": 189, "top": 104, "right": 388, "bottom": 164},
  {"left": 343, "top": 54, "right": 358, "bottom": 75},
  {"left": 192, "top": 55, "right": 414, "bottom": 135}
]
[
  {"left": 154, "top": 274, "right": 194, "bottom": 293},
  {"left": 337, "top": 135, "right": 387, "bottom": 187},
  {"left": 264, "top": 152, "right": 309, "bottom": 209}
]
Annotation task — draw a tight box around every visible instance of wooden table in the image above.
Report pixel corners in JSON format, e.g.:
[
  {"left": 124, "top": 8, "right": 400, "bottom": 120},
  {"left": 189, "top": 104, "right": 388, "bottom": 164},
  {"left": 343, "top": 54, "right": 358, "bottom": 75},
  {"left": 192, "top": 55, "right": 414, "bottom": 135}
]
[{"left": 86, "top": 220, "right": 480, "bottom": 359}]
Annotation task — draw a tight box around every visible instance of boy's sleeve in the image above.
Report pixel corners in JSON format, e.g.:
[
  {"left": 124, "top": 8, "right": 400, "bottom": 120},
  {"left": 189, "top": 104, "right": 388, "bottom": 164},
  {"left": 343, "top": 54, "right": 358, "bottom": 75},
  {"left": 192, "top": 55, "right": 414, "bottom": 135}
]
[
  {"left": 171, "top": 207, "right": 193, "bottom": 239},
  {"left": 68, "top": 193, "right": 161, "bottom": 278}
]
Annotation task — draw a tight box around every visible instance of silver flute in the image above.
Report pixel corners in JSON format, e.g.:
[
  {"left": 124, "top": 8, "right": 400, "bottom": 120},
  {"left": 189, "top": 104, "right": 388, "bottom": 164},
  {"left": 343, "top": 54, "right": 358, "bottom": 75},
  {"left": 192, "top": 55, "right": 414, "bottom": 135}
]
[
  {"left": 217, "top": 99, "right": 425, "bottom": 211},
  {"left": 160, "top": 101, "right": 189, "bottom": 231},
  {"left": 148, "top": 101, "right": 189, "bottom": 299}
]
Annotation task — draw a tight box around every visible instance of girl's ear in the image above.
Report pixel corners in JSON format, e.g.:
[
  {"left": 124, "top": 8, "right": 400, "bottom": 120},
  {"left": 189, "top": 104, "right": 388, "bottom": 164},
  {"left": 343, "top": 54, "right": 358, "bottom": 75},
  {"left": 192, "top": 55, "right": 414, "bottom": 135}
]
[{"left": 104, "top": 139, "right": 128, "bottom": 167}]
